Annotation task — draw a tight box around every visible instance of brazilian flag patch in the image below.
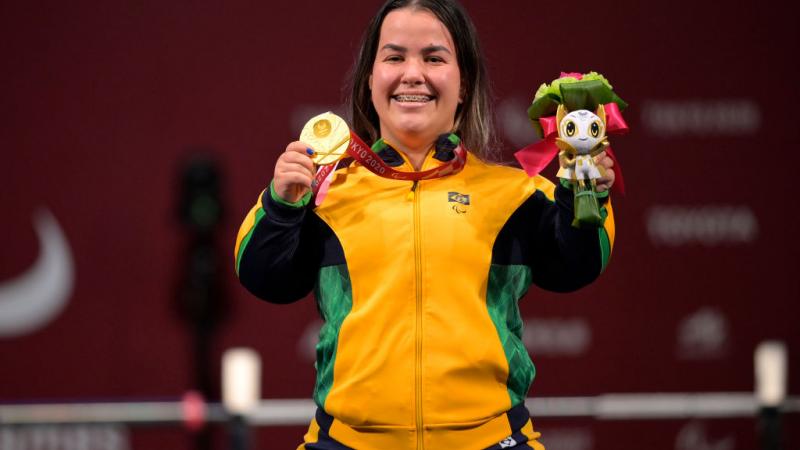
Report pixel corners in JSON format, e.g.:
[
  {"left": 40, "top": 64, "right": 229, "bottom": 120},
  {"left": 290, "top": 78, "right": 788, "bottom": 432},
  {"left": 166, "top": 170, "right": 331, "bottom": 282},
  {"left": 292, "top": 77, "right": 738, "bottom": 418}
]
[{"left": 448, "top": 192, "right": 470, "bottom": 205}]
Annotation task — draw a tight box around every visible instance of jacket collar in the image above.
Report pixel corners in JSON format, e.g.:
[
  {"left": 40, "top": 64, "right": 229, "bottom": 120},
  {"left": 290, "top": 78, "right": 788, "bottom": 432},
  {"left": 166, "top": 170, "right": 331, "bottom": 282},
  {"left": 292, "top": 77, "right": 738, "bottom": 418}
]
[{"left": 372, "top": 134, "right": 459, "bottom": 167}]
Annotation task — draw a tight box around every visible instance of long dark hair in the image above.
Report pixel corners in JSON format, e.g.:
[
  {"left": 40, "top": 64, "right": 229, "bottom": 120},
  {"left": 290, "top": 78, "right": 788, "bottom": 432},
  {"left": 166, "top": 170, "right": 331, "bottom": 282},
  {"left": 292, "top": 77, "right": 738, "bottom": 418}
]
[{"left": 348, "top": 0, "right": 496, "bottom": 160}]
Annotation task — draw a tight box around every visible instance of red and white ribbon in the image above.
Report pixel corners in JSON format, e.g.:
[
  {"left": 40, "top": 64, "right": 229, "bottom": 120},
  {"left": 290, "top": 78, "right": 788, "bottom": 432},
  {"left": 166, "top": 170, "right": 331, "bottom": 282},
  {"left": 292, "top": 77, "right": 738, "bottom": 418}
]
[{"left": 312, "top": 131, "right": 468, "bottom": 198}]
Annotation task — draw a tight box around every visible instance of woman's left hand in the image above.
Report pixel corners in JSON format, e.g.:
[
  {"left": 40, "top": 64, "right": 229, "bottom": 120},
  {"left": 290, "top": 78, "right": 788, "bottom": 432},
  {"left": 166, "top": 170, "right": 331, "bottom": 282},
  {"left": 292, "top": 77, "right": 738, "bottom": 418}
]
[{"left": 594, "top": 151, "right": 615, "bottom": 193}]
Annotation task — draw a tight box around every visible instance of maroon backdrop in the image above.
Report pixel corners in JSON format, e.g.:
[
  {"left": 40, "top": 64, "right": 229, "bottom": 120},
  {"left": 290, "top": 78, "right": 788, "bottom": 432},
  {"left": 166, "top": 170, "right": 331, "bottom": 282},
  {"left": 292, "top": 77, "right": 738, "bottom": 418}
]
[{"left": 1, "top": 1, "right": 797, "bottom": 449}]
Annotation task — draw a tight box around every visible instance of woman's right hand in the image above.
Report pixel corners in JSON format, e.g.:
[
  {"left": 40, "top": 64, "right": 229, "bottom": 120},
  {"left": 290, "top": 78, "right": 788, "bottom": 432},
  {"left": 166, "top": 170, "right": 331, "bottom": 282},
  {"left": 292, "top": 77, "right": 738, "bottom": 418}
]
[{"left": 272, "top": 141, "right": 315, "bottom": 204}]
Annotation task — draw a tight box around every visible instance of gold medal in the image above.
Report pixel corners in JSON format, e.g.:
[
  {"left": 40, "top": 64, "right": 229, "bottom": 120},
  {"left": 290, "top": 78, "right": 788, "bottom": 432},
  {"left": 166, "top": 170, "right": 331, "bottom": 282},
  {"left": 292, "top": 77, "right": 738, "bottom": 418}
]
[{"left": 300, "top": 112, "right": 350, "bottom": 165}]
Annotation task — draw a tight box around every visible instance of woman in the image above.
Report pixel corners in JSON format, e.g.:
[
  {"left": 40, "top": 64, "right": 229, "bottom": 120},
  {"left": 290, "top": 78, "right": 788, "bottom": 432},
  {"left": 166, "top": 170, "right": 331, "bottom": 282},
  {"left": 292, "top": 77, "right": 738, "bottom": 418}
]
[{"left": 235, "top": 1, "right": 616, "bottom": 448}]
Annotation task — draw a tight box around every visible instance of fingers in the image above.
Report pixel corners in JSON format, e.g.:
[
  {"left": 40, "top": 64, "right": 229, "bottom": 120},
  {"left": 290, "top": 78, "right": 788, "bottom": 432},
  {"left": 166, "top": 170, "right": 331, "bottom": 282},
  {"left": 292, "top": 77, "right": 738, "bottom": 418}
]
[
  {"left": 594, "top": 152, "right": 615, "bottom": 193},
  {"left": 596, "top": 168, "right": 615, "bottom": 192},
  {"left": 275, "top": 167, "right": 313, "bottom": 188},
  {"left": 282, "top": 141, "right": 315, "bottom": 173},
  {"left": 594, "top": 151, "right": 614, "bottom": 170},
  {"left": 273, "top": 141, "right": 317, "bottom": 203}
]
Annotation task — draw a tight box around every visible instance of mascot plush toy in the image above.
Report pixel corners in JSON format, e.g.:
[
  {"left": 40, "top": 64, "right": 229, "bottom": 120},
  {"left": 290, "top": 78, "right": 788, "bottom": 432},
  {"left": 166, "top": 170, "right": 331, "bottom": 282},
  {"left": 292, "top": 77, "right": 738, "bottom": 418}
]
[
  {"left": 517, "top": 71, "right": 628, "bottom": 228},
  {"left": 555, "top": 103, "right": 609, "bottom": 226}
]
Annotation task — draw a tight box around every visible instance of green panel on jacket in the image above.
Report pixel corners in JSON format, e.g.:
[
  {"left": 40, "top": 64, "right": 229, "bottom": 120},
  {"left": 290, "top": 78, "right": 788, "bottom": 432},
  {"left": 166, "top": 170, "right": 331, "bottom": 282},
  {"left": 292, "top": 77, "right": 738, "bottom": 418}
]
[
  {"left": 313, "top": 264, "right": 353, "bottom": 407},
  {"left": 486, "top": 264, "right": 536, "bottom": 406}
]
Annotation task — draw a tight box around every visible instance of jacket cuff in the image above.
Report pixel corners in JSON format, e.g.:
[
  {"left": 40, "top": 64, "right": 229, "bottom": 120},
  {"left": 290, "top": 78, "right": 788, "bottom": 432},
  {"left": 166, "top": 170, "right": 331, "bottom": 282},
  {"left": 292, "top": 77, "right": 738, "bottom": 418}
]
[
  {"left": 269, "top": 180, "right": 312, "bottom": 208},
  {"left": 263, "top": 182, "right": 309, "bottom": 223},
  {"left": 558, "top": 178, "right": 610, "bottom": 204}
]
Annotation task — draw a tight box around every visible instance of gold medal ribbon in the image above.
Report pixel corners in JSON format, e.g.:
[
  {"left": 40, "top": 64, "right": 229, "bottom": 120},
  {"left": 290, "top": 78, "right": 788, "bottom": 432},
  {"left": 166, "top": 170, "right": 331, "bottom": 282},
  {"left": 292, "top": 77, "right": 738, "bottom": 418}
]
[{"left": 300, "top": 112, "right": 467, "bottom": 197}]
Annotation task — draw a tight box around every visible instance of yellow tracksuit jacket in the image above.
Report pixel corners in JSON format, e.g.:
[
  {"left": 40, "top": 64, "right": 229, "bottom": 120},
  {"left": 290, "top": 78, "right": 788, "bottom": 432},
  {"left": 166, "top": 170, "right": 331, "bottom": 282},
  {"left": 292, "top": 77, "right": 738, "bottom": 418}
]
[{"left": 235, "top": 139, "right": 614, "bottom": 450}]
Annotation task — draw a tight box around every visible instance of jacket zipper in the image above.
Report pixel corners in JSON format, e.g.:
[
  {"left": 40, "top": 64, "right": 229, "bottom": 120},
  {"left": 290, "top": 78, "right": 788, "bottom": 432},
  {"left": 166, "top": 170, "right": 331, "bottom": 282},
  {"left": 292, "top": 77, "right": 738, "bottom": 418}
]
[
  {"left": 412, "top": 180, "right": 424, "bottom": 450},
  {"left": 407, "top": 180, "right": 418, "bottom": 201}
]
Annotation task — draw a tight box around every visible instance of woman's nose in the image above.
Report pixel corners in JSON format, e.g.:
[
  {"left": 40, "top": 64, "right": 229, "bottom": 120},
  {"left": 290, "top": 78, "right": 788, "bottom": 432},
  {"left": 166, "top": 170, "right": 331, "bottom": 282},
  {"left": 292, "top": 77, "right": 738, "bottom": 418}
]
[{"left": 400, "top": 59, "right": 425, "bottom": 85}]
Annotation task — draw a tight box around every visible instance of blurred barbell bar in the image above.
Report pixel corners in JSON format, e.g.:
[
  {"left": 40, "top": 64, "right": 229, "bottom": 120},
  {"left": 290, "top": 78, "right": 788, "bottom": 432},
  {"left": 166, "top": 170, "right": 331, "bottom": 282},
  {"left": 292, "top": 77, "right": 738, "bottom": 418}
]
[{"left": 1, "top": 341, "right": 794, "bottom": 427}]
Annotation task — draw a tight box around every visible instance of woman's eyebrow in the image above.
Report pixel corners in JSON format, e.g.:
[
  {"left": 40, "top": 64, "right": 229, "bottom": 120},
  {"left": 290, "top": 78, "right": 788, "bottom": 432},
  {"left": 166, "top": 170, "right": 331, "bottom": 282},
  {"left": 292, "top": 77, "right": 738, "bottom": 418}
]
[
  {"left": 380, "top": 43, "right": 407, "bottom": 52},
  {"left": 421, "top": 45, "right": 452, "bottom": 54},
  {"left": 379, "top": 44, "right": 452, "bottom": 54}
]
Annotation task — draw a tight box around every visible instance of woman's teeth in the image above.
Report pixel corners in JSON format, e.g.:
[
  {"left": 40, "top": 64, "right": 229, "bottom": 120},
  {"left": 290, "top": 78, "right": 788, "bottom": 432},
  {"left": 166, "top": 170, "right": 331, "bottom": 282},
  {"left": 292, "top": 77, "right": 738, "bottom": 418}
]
[{"left": 393, "top": 94, "right": 433, "bottom": 102}]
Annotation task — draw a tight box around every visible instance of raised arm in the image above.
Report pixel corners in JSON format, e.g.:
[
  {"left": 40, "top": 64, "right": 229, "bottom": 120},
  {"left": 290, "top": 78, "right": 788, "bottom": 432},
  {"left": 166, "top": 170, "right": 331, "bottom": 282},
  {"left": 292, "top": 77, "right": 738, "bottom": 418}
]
[
  {"left": 526, "top": 182, "right": 614, "bottom": 291},
  {"left": 531, "top": 152, "right": 615, "bottom": 290},
  {"left": 234, "top": 142, "right": 320, "bottom": 303},
  {"left": 493, "top": 155, "right": 615, "bottom": 293}
]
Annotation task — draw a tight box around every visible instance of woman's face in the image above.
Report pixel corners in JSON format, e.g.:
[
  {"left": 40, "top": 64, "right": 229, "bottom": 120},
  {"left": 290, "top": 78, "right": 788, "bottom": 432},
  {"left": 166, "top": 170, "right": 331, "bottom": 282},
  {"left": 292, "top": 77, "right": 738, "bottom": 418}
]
[{"left": 369, "top": 8, "right": 462, "bottom": 150}]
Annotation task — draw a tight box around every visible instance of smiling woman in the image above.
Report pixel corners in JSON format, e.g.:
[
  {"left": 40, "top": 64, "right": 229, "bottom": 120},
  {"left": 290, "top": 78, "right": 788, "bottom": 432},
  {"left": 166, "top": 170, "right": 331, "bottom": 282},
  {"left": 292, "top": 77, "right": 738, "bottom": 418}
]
[
  {"left": 351, "top": 0, "right": 494, "bottom": 167},
  {"left": 368, "top": 8, "right": 463, "bottom": 169},
  {"left": 234, "top": 1, "right": 617, "bottom": 449}
]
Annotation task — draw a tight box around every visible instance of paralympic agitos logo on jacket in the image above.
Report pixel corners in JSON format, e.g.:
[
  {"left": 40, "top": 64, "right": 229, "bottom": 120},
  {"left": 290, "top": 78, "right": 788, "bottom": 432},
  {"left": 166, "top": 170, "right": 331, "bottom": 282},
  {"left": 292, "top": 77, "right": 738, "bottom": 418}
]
[{"left": 448, "top": 192, "right": 470, "bottom": 214}]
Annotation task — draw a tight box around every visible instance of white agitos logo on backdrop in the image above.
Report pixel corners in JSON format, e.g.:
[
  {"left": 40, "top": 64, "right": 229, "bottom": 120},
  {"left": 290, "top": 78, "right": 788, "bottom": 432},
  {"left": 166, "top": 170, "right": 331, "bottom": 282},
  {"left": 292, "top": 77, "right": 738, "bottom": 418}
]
[
  {"left": 0, "top": 209, "right": 74, "bottom": 337},
  {"left": 676, "top": 307, "right": 729, "bottom": 360},
  {"left": 675, "top": 421, "right": 734, "bottom": 450}
]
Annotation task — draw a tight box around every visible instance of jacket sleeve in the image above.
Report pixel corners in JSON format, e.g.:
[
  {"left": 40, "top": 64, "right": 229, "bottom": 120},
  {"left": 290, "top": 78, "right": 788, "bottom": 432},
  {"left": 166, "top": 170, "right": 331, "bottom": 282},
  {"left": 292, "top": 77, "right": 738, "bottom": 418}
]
[
  {"left": 233, "top": 186, "right": 321, "bottom": 303},
  {"left": 495, "top": 180, "right": 615, "bottom": 293},
  {"left": 531, "top": 181, "right": 614, "bottom": 292}
]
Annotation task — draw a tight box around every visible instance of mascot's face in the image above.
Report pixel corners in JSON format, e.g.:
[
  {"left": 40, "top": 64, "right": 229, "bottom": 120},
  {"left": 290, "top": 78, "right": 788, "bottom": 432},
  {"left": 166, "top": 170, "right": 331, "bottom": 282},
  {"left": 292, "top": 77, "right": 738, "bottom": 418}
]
[{"left": 559, "top": 109, "right": 606, "bottom": 153}]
